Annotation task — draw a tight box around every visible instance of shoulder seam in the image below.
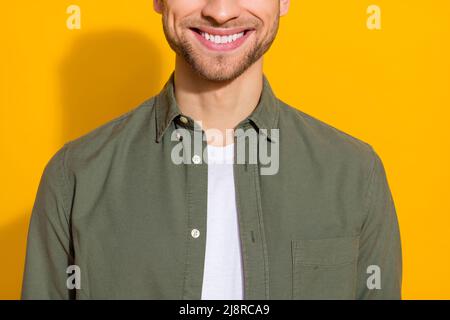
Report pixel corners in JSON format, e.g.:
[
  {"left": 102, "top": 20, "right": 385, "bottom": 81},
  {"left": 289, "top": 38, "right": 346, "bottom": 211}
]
[
  {"left": 59, "top": 144, "right": 72, "bottom": 225},
  {"left": 361, "top": 146, "right": 379, "bottom": 229}
]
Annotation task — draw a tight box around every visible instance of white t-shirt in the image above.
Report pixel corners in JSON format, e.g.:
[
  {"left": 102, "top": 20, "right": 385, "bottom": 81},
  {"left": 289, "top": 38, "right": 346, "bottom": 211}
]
[{"left": 201, "top": 143, "right": 244, "bottom": 300}]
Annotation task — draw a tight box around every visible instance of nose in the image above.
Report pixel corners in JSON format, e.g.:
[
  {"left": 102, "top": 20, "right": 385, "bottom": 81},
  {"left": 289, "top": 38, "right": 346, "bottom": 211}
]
[{"left": 202, "top": 0, "right": 241, "bottom": 26}]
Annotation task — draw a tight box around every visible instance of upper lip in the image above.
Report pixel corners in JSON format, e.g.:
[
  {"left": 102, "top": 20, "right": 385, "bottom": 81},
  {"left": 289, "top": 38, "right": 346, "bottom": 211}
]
[{"left": 191, "top": 26, "right": 253, "bottom": 36}]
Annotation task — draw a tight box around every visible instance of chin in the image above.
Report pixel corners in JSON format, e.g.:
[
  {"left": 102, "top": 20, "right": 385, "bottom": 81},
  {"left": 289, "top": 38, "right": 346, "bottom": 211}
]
[
  {"left": 191, "top": 63, "right": 240, "bottom": 82},
  {"left": 189, "top": 55, "right": 248, "bottom": 81}
]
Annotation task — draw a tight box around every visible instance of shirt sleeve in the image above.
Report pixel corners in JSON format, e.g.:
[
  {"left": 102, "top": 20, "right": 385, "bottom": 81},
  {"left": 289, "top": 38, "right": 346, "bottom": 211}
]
[
  {"left": 21, "top": 145, "right": 74, "bottom": 300},
  {"left": 355, "top": 148, "right": 403, "bottom": 299}
]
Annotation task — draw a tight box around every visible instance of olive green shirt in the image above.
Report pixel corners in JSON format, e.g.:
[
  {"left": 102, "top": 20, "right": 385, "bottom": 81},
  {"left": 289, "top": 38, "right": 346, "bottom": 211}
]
[{"left": 22, "top": 74, "right": 402, "bottom": 300}]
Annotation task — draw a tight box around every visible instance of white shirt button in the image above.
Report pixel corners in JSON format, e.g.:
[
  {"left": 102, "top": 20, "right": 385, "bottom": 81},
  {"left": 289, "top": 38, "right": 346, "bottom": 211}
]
[
  {"left": 179, "top": 116, "right": 188, "bottom": 124},
  {"left": 191, "top": 229, "right": 200, "bottom": 239},
  {"left": 176, "top": 132, "right": 182, "bottom": 141},
  {"left": 192, "top": 154, "right": 202, "bottom": 164}
]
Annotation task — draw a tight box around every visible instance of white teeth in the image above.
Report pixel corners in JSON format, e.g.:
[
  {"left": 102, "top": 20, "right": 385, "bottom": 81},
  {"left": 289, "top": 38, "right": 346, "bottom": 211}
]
[{"left": 200, "top": 31, "right": 245, "bottom": 44}]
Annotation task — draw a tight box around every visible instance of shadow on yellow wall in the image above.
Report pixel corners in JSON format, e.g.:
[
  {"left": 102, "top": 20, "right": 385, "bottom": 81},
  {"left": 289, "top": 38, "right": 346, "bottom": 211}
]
[
  {"left": 59, "top": 29, "right": 164, "bottom": 143},
  {"left": 0, "top": 29, "right": 166, "bottom": 299},
  {"left": 0, "top": 213, "right": 29, "bottom": 299}
]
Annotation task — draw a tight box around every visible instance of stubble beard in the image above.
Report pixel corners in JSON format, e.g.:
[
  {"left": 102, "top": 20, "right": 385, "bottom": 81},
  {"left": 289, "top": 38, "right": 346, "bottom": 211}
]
[{"left": 162, "top": 15, "right": 280, "bottom": 82}]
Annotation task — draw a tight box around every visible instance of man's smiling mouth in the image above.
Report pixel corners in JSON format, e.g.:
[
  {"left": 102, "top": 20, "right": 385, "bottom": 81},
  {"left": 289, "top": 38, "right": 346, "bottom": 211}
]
[{"left": 190, "top": 27, "right": 254, "bottom": 51}]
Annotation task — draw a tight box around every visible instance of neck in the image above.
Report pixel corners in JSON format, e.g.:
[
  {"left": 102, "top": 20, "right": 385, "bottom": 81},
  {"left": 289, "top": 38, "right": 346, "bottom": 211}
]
[{"left": 174, "top": 56, "right": 264, "bottom": 146}]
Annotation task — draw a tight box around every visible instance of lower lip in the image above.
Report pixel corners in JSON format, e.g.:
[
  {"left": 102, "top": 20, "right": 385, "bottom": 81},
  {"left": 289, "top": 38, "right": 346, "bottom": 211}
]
[{"left": 191, "top": 30, "right": 253, "bottom": 52}]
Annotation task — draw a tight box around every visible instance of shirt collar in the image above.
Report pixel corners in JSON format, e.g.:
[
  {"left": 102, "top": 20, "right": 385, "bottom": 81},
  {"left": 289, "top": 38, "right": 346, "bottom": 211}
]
[{"left": 155, "top": 73, "right": 280, "bottom": 143}]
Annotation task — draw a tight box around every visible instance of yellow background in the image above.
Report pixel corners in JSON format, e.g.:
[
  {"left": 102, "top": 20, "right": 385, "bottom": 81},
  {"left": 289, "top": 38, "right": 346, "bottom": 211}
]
[{"left": 1, "top": 1, "right": 449, "bottom": 299}]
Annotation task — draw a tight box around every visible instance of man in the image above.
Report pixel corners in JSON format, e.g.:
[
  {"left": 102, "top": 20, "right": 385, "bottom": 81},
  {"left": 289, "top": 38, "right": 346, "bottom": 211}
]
[{"left": 22, "top": 0, "right": 402, "bottom": 299}]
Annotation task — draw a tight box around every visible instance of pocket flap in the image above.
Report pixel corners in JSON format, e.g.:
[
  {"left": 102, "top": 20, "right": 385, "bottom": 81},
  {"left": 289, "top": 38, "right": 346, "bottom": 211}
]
[{"left": 293, "top": 236, "right": 359, "bottom": 266}]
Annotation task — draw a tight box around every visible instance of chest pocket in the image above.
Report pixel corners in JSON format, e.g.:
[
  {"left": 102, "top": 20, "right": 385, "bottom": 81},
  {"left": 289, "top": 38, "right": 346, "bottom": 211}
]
[{"left": 292, "top": 236, "right": 360, "bottom": 300}]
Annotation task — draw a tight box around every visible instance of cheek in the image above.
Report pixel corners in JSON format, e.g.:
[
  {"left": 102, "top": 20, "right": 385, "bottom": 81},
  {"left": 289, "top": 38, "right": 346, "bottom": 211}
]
[
  {"left": 241, "top": 0, "right": 278, "bottom": 22},
  {"left": 165, "top": 0, "right": 203, "bottom": 36},
  {"left": 166, "top": 0, "right": 203, "bottom": 10},
  {"left": 240, "top": 0, "right": 278, "bottom": 37}
]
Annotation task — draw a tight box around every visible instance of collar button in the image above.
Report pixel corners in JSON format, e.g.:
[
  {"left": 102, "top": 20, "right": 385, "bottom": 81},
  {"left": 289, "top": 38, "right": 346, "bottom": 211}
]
[{"left": 179, "top": 116, "right": 189, "bottom": 124}]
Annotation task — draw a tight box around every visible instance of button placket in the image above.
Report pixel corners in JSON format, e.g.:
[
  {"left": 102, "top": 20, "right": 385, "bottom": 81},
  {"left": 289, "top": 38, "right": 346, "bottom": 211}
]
[{"left": 181, "top": 127, "right": 208, "bottom": 300}]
